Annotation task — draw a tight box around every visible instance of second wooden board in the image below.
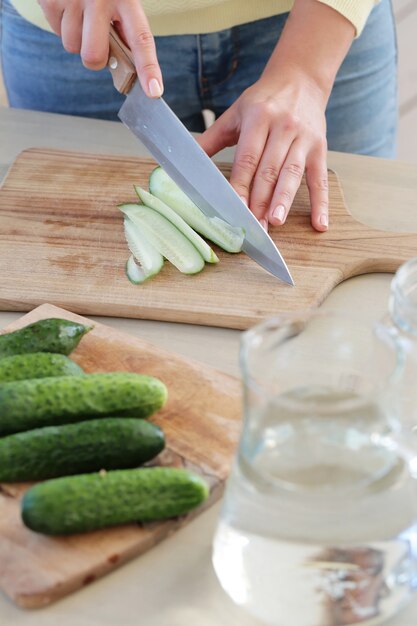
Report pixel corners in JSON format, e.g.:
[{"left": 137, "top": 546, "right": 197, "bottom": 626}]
[{"left": 0, "top": 303, "right": 241, "bottom": 609}]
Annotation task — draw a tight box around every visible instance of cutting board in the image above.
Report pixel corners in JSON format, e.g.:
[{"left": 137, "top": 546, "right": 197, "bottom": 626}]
[
  {"left": 1, "top": 148, "right": 417, "bottom": 330},
  {"left": 0, "top": 303, "right": 241, "bottom": 609}
]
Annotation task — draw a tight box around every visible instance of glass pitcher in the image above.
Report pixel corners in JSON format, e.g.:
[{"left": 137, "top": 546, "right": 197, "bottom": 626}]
[
  {"left": 212, "top": 309, "right": 417, "bottom": 626},
  {"left": 386, "top": 256, "right": 417, "bottom": 431}
]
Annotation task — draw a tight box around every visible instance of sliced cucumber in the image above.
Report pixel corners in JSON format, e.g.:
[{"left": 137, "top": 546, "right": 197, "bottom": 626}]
[
  {"left": 125, "top": 255, "right": 146, "bottom": 284},
  {"left": 135, "top": 186, "right": 219, "bottom": 264},
  {"left": 149, "top": 167, "right": 245, "bottom": 253},
  {"left": 119, "top": 204, "right": 205, "bottom": 275},
  {"left": 124, "top": 217, "right": 163, "bottom": 283}
]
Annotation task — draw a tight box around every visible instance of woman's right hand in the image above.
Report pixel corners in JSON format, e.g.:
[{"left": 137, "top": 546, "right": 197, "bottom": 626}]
[{"left": 38, "top": 0, "right": 163, "bottom": 98}]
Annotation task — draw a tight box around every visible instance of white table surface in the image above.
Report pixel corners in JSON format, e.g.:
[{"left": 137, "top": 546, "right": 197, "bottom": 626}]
[{"left": 1, "top": 106, "right": 417, "bottom": 625}]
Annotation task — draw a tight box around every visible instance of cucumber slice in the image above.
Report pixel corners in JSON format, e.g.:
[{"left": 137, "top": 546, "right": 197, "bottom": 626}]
[
  {"left": 125, "top": 255, "right": 147, "bottom": 284},
  {"left": 149, "top": 167, "right": 245, "bottom": 253},
  {"left": 135, "top": 186, "right": 219, "bottom": 264},
  {"left": 124, "top": 217, "right": 163, "bottom": 283},
  {"left": 119, "top": 204, "right": 205, "bottom": 275}
]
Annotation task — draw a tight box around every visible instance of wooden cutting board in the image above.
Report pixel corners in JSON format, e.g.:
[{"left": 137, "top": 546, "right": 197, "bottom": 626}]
[
  {"left": 0, "top": 303, "right": 241, "bottom": 609},
  {"left": 1, "top": 147, "right": 416, "bottom": 330}
]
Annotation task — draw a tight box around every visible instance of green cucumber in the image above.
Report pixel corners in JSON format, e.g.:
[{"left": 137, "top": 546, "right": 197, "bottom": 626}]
[
  {"left": 0, "top": 352, "right": 84, "bottom": 383},
  {"left": 22, "top": 467, "right": 210, "bottom": 535},
  {"left": 135, "top": 186, "right": 219, "bottom": 264},
  {"left": 0, "top": 318, "right": 92, "bottom": 359},
  {"left": 0, "top": 418, "right": 165, "bottom": 482},
  {"left": 149, "top": 167, "right": 245, "bottom": 253},
  {"left": 124, "top": 217, "right": 164, "bottom": 282},
  {"left": 119, "top": 204, "right": 205, "bottom": 275},
  {"left": 0, "top": 372, "right": 167, "bottom": 436}
]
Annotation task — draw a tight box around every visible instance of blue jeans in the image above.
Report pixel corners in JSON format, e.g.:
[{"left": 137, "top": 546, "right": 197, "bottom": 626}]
[{"left": 0, "top": 0, "right": 397, "bottom": 157}]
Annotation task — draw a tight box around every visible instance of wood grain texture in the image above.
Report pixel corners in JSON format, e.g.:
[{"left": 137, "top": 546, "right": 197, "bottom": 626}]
[
  {"left": 0, "top": 148, "right": 417, "bottom": 329},
  {"left": 0, "top": 303, "right": 241, "bottom": 609}
]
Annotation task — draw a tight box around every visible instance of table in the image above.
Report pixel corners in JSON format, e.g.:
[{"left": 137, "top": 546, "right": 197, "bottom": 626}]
[{"left": 1, "top": 105, "right": 417, "bottom": 626}]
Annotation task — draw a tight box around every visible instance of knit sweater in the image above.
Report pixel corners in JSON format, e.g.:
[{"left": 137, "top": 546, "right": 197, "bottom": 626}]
[{"left": 11, "top": 0, "right": 379, "bottom": 37}]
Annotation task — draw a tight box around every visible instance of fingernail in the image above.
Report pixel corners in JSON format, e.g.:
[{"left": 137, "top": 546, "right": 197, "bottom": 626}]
[
  {"left": 319, "top": 213, "right": 328, "bottom": 228},
  {"left": 148, "top": 78, "right": 162, "bottom": 98},
  {"left": 239, "top": 195, "right": 247, "bottom": 205},
  {"left": 273, "top": 205, "right": 285, "bottom": 223},
  {"left": 260, "top": 218, "right": 268, "bottom": 232}
]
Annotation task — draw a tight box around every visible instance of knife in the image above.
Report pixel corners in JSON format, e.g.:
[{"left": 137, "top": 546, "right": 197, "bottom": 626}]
[{"left": 108, "top": 27, "right": 294, "bottom": 284}]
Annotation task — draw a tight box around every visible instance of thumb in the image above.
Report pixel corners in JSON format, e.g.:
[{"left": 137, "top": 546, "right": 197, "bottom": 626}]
[{"left": 197, "top": 110, "right": 236, "bottom": 157}]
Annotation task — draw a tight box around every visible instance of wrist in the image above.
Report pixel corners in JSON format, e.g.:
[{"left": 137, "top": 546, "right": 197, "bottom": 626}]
[{"left": 261, "top": 59, "right": 333, "bottom": 106}]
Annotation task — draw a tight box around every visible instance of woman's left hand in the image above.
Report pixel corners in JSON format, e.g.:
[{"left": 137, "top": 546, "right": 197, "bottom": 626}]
[{"left": 198, "top": 71, "right": 329, "bottom": 232}]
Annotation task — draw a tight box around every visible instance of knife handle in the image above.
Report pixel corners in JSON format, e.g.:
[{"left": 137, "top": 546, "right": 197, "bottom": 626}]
[{"left": 108, "top": 25, "right": 137, "bottom": 95}]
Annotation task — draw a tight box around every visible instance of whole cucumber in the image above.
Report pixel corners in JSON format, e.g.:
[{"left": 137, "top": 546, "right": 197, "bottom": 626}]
[
  {"left": 22, "top": 467, "right": 210, "bottom": 535},
  {"left": 0, "top": 372, "right": 167, "bottom": 436},
  {"left": 0, "top": 318, "right": 92, "bottom": 358},
  {"left": 0, "top": 418, "right": 165, "bottom": 482},
  {"left": 0, "top": 352, "right": 84, "bottom": 383}
]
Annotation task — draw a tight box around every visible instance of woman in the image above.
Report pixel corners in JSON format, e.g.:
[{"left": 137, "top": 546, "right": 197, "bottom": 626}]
[{"left": 0, "top": 0, "right": 397, "bottom": 231}]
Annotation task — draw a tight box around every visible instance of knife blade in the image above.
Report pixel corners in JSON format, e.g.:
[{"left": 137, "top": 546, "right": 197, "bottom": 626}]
[{"left": 108, "top": 28, "right": 294, "bottom": 284}]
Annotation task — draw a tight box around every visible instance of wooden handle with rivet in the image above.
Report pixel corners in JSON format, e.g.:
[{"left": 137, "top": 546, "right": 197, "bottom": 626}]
[{"left": 108, "top": 25, "right": 137, "bottom": 95}]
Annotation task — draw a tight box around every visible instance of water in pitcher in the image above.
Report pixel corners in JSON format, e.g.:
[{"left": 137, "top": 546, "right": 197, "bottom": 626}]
[{"left": 213, "top": 386, "right": 417, "bottom": 626}]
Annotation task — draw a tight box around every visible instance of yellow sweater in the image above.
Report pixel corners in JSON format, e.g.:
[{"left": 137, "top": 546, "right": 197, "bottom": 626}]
[{"left": 11, "top": 0, "right": 378, "bottom": 37}]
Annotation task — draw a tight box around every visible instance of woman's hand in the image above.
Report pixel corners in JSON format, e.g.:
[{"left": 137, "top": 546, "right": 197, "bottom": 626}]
[
  {"left": 200, "top": 0, "right": 356, "bottom": 231},
  {"left": 38, "top": 0, "right": 163, "bottom": 98},
  {"left": 199, "top": 73, "right": 329, "bottom": 232}
]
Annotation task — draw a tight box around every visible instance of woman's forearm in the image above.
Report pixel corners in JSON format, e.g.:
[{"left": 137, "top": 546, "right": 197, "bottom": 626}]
[{"left": 261, "top": 0, "right": 356, "bottom": 101}]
